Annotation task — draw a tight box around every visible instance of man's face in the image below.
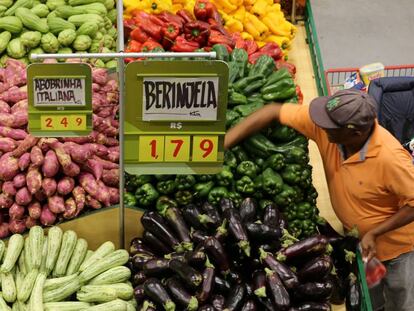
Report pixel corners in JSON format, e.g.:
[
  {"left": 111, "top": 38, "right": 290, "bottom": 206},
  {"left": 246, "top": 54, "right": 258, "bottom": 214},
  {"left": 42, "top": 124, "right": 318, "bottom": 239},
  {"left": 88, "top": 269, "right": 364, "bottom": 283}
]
[{"left": 323, "top": 127, "right": 360, "bottom": 144}]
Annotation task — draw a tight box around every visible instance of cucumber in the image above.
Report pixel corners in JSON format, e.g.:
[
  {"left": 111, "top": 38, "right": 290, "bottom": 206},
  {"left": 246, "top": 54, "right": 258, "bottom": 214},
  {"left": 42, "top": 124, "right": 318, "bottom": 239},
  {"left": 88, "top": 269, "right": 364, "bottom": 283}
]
[
  {"left": 79, "top": 241, "right": 114, "bottom": 272},
  {"left": 29, "top": 273, "right": 46, "bottom": 311},
  {"left": 45, "top": 226, "right": 63, "bottom": 275},
  {"left": 87, "top": 266, "right": 131, "bottom": 286},
  {"left": 1, "top": 234, "right": 24, "bottom": 273},
  {"left": 53, "top": 230, "right": 77, "bottom": 277},
  {"left": 2, "top": 271, "right": 17, "bottom": 303},
  {"left": 66, "top": 238, "right": 88, "bottom": 275},
  {"left": 28, "top": 226, "right": 44, "bottom": 270},
  {"left": 17, "top": 269, "right": 38, "bottom": 302},
  {"left": 43, "top": 273, "right": 78, "bottom": 292}
]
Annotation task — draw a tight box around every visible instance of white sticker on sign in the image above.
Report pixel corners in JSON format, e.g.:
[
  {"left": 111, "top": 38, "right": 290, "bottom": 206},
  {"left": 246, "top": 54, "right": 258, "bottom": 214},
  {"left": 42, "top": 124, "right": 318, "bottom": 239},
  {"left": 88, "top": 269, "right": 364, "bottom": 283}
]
[
  {"left": 142, "top": 77, "right": 219, "bottom": 121},
  {"left": 33, "top": 77, "right": 86, "bottom": 106}
]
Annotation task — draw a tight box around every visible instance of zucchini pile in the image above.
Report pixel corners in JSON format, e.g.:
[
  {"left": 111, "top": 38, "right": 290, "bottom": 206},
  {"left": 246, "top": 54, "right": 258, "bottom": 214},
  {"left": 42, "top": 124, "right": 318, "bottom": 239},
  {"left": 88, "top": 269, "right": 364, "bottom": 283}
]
[
  {"left": 0, "top": 226, "right": 135, "bottom": 310},
  {"left": 130, "top": 198, "right": 339, "bottom": 310},
  {"left": 0, "top": 0, "right": 117, "bottom": 67}
]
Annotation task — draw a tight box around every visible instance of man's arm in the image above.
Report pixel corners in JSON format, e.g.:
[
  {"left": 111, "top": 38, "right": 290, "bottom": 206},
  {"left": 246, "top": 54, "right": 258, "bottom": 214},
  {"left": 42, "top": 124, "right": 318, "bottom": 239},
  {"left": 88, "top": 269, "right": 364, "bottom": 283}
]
[
  {"left": 224, "top": 103, "right": 283, "bottom": 150},
  {"left": 361, "top": 205, "right": 414, "bottom": 261}
]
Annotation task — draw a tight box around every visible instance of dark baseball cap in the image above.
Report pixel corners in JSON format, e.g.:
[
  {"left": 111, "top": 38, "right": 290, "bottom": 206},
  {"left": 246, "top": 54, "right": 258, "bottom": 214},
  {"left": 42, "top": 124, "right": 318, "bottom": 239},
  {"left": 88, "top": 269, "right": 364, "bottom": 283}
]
[{"left": 309, "top": 89, "right": 377, "bottom": 129}]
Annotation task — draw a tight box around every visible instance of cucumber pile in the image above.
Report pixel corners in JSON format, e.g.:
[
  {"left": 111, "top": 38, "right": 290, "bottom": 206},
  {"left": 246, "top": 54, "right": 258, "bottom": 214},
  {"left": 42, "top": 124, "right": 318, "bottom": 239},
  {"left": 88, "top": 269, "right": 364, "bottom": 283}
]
[{"left": 0, "top": 226, "right": 135, "bottom": 310}]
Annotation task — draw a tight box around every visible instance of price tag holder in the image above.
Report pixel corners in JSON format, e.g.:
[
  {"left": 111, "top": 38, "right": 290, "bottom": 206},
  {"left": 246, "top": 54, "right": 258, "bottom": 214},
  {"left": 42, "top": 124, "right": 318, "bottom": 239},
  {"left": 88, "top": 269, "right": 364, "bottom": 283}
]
[
  {"left": 27, "top": 63, "right": 92, "bottom": 137},
  {"left": 124, "top": 60, "right": 229, "bottom": 175}
]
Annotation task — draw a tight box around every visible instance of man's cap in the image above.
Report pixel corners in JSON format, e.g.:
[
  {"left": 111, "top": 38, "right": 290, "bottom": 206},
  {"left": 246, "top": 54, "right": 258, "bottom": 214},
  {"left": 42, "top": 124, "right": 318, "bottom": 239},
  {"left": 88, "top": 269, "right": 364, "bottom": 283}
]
[{"left": 309, "top": 89, "right": 377, "bottom": 129}]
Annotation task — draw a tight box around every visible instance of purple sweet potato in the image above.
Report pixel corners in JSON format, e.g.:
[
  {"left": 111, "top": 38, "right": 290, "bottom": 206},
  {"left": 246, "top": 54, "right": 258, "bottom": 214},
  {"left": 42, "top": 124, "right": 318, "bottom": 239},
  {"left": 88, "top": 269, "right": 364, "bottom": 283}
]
[
  {"left": 102, "top": 169, "right": 119, "bottom": 187},
  {"left": 84, "top": 143, "right": 108, "bottom": 157},
  {"left": 48, "top": 195, "right": 65, "bottom": 214},
  {"left": 40, "top": 204, "right": 56, "bottom": 226},
  {"left": 25, "top": 216, "right": 38, "bottom": 229},
  {"left": 12, "top": 135, "right": 38, "bottom": 158},
  {"left": 85, "top": 159, "right": 103, "bottom": 181},
  {"left": 57, "top": 177, "right": 75, "bottom": 196},
  {"left": 42, "top": 178, "right": 57, "bottom": 197},
  {"left": 15, "top": 187, "right": 32, "bottom": 206},
  {"left": 0, "top": 137, "right": 17, "bottom": 152},
  {"left": 34, "top": 189, "right": 47, "bottom": 202},
  {"left": 62, "top": 162, "right": 80, "bottom": 177},
  {"left": 79, "top": 172, "right": 99, "bottom": 199},
  {"left": 0, "top": 222, "right": 9, "bottom": 238},
  {"left": 2, "top": 181, "right": 16, "bottom": 196},
  {"left": 10, "top": 99, "right": 27, "bottom": 114},
  {"left": 0, "top": 126, "right": 27, "bottom": 140},
  {"left": 18, "top": 152, "right": 30, "bottom": 171},
  {"left": 108, "top": 187, "right": 119, "bottom": 205},
  {"left": 30, "top": 146, "right": 44, "bottom": 167},
  {"left": 66, "top": 143, "right": 93, "bottom": 163},
  {"left": 63, "top": 197, "right": 77, "bottom": 219},
  {"left": 27, "top": 165, "right": 42, "bottom": 194},
  {"left": 96, "top": 180, "right": 111, "bottom": 207},
  {"left": 28, "top": 202, "right": 41, "bottom": 220},
  {"left": 42, "top": 150, "right": 59, "bottom": 178},
  {"left": 13, "top": 173, "right": 26, "bottom": 188},
  {"left": 73, "top": 186, "right": 85, "bottom": 215},
  {"left": 9, "top": 203, "right": 25, "bottom": 220},
  {"left": 0, "top": 100, "right": 10, "bottom": 113},
  {"left": 9, "top": 219, "right": 26, "bottom": 234},
  {"left": 92, "top": 156, "right": 118, "bottom": 169},
  {"left": 0, "top": 152, "right": 19, "bottom": 180},
  {"left": 0, "top": 193, "right": 13, "bottom": 208},
  {"left": 86, "top": 194, "right": 102, "bottom": 210}
]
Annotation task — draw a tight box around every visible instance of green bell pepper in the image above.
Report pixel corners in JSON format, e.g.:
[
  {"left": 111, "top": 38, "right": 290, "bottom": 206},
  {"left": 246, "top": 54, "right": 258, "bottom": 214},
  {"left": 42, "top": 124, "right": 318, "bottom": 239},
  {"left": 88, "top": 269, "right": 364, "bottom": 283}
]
[
  {"left": 224, "top": 150, "right": 238, "bottom": 170},
  {"left": 232, "top": 145, "right": 250, "bottom": 162},
  {"left": 231, "top": 48, "right": 248, "bottom": 79},
  {"left": 228, "top": 61, "right": 240, "bottom": 84},
  {"left": 284, "top": 147, "right": 309, "bottom": 165},
  {"left": 156, "top": 195, "right": 178, "bottom": 215},
  {"left": 249, "top": 55, "right": 275, "bottom": 78},
  {"left": 230, "top": 116, "right": 245, "bottom": 128},
  {"left": 212, "top": 44, "right": 229, "bottom": 61},
  {"left": 299, "top": 168, "right": 312, "bottom": 188},
  {"left": 253, "top": 175, "right": 264, "bottom": 200},
  {"left": 208, "top": 187, "right": 229, "bottom": 205},
  {"left": 263, "top": 68, "right": 291, "bottom": 87},
  {"left": 294, "top": 202, "right": 314, "bottom": 220},
  {"left": 233, "top": 102, "right": 264, "bottom": 117},
  {"left": 262, "top": 168, "right": 283, "bottom": 195},
  {"left": 273, "top": 183, "right": 296, "bottom": 208},
  {"left": 156, "top": 180, "right": 177, "bottom": 194},
  {"left": 261, "top": 77, "right": 295, "bottom": 94},
  {"left": 228, "top": 191, "right": 243, "bottom": 206},
  {"left": 175, "top": 190, "right": 193, "bottom": 206},
  {"left": 216, "top": 166, "right": 234, "bottom": 187},
  {"left": 236, "top": 176, "right": 255, "bottom": 194},
  {"left": 262, "top": 87, "right": 296, "bottom": 101},
  {"left": 281, "top": 164, "right": 303, "bottom": 185},
  {"left": 124, "top": 192, "right": 137, "bottom": 207},
  {"left": 155, "top": 175, "right": 174, "bottom": 181},
  {"left": 125, "top": 174, "right": 153, "bottom": 192},
  {"left": 268, "top": 125, "right": 298, "bottom": 142},
  {"left": 193, "top": 181, "right": 215, "bottom": 199},
  {"left": 228, "top": 91, "right": 248, "bottom": 106},
  {"left": 276, "top": 135, "right": 308, "bottom": 150},
  {"left": 259, "top": 199, "right": 274, "bottom": 210},
  {"left": 196, "top": 174, "right": 214, "bottom": 182},
  {"left": 233, "top": 74, "right": 264, "bottom": 92},
  {"left": 226, "top": 109, "right": 241, "bottom": 127},
  {"left": 135, "top": 183, "right": 159, "bottom": 207},
  {"left": 264, "top": 153, "right": 285, "bottom": 171},
  {"left": 236, "top": 161, "right": 258, "bottom": 178},
  {"left": 255, "top": 157, "right": 265, "bottom": 170},
  {"left": 247, "top": 93, "right": 266, "bottom": 105},
  {"left": 175, "top": 175, "right": 196, "bottom": 190},
  {"left": 242, "top": 78, "right": 267, "bottom": 95}
]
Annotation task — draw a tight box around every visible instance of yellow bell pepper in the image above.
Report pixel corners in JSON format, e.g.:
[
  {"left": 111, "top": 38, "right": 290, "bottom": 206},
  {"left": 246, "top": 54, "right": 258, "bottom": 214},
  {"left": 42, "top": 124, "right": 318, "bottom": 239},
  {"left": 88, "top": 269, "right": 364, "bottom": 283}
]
[
  {"left": 147, "top": 0, "right": 172, "bottom": 14},
  {"left": 233, "top": 6, "right": 246, "bottom": 21},
  {"left": 262, "top": 13, "right": 292, "bottom": 37},
  {"left": 172, "top": 3, "right": 183, "bottom": 12},
  {"left": 245, "top": 12, "right": 268, "bottom": 35},
  {"left": 243, "top": 0, "right": 255, "bottom": 7},
  {"left": 241, "top": 32, "right": 254, "bottom": 40},
  {"left": 225, "top": 17, "right": 244, "bottom": 33},
  {"left": 243, "top": 19, "right": 261, "bottom": 40},
  {"left": 124, "top": 0, "right": 151, "bottom": 14},
  {"left": 212, "top": 0, "right": 237, "bottom": 13},
  {"left": 267, "top": 3, "right": 282, "bottom": 14},
  {"left": 229, "top": 0, "right": 243, "bottom": 6},
  {"left": 251, "top": 0, "right": 269, "bottom": 17},
  {"left": 265, "top": 35, "right": 291, "bottom": 50},
  {"left": 184, "top": 0, "right": 196, "bottom": 14},
  {"left": 256, "top": 41, "right": 266, "bottom": 48}
]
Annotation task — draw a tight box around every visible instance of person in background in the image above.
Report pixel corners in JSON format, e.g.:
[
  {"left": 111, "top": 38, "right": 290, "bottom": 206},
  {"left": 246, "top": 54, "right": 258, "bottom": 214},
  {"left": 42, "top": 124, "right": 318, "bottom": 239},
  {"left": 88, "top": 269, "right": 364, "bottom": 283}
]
[{"left": 224, "top": 89, "right": 414, "bottom": 311}]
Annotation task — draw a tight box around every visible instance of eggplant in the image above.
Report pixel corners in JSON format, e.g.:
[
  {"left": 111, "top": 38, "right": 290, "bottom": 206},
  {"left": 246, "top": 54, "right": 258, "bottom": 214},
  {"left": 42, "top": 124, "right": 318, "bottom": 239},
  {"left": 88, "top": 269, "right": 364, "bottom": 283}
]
[
  {"left": 132, "top": 251, "right": 155, "bottom": 270},
  {"left": 199, "top": 305, "right": 215, "bottom": 311},
  {"left": 297, "top": 255, "right": 333, "bottom": 282},
  {"left": 239, "top": 198, "right": 257, "bottom": 223},
  {"left": 201, "top": 201, "right": 222, "bottom": 228},
  {"left": 197, "top": 258, "right": 216, "bottom": 304},
  {"left": 326, "top": 273, "right": 345, "bottom": 305},
  {"left": 164, "top": 251, "right": 186, "bottom": 262},
  {"left": 142, "top": 211, "right": 181, "bottom": 251},
  {"left": 279, "top": 215, "right": 288, "bottom": 232},
  {"left": 183, "top": 203, "right": 210, "bottom": 230},
  {"left": 245, "top": 282, "right": 253, "bottom": 297},
  {"left": 226, "top": 270, "right": 243, "bottom": 285},
  {"left": 219, "top": 197, "right": 235, "bottom": 213},
  {"left": 143, "top": 230, "right": 173, "bottom": 255},
  {"left": 252, "top": 270, "right": 267, "bottom": 298},
  {"left": 289, "top": 302, "right": 331, "bottom": 311},
  {"left": 134, "top": 284, "right": 146, "bottom": 304},
  {"left": 143, "top": 278, "right": 176, "bottom": 311},
  {"left": 165, "top": 207, "right": 193, "bottom": 250},
  {"left": 316, "top": 217, "right": 342, "bottom": 244},
  {"left": 130, "top": 238, "right": 155, "bottom": 256},
  {"left": 214, "top": 276, "right": 231, "bottom": 294},
  {"left": 169, "top": 259, "right": 203, "bottom": 288},
  {"left": 259, "top": 249, "right": 299, "bottom": 290},
  {"left": 263, "top": 203, "right": 280, "bottom": 227},
  {"left": 212, "top": 294, "right": 225, "bottom": 310},
  {"left": 185, "top": 249, "right": 207, "bottom": 268},
  {"left": 256, "top": 296, "right": 276, "bottom": 311},
  {"left": 143, "top": 258, "right": 170, "bottom": 276},
  {"left": 246, "top": 223, "right": 281, "bottom": 242},
  {"left": 241, "top": 300, "right": 257, "bottom": 311},
  {"left": 295, "top": 280, "right": 334, "bottom": 301},
  {"left": 204, "top": 237, "right": 230, "bottom": 273},
  {"left": 139, "top": 300, "right": 157, "bottom": 311},
  {"left": 132, "top": 271, "right": 148, "bottom": 287},
  {"left": 223, "top": 207, "right": 251, "bottom": 257},
  {"left": 260, "top": 242, "right": 281, "bottom": 253},
  {"left": 214, "top": 220, "right": 229, "bottom": 243},
  {"left": 345, "top": 273, "right": 360, "bottom": 311},
  {"left": 191, "top": 230, "right": 208, "bottom": 244},
  {"left": 265, "top": 268, "right": 290, "bottom": 311},
  {"left": 166, "top": 277, "right": 199, "bottom": 311},
  {"left": 277, "top": 235, "right": 328, "bottom": 262},
  {"left": 224, "top": 283, "right": 246, "bottom": 311}
]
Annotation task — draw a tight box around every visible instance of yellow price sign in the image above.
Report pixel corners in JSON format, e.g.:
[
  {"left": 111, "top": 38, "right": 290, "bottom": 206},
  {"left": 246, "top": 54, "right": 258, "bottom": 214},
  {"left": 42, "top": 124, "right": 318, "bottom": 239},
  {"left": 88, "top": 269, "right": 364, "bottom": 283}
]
[
  {"left": 139, "top": 136, "right": 164, "bottom": 162},
  {"left": 165, "top": 136, "right": 190, "bottom": 162},
  {"left": 40, "top": 115, "right": 86, "bottom": 131},
  {"left": 192, "top": 136, "right": 218, "bottom": 162}
]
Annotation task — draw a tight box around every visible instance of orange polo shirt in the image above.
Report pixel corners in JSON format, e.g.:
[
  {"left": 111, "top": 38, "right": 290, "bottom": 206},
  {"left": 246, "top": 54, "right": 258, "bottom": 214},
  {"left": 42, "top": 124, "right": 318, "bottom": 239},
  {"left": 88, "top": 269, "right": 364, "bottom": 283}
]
[{"left": 280, "top": 104, "right": 414, "bottom": 261}]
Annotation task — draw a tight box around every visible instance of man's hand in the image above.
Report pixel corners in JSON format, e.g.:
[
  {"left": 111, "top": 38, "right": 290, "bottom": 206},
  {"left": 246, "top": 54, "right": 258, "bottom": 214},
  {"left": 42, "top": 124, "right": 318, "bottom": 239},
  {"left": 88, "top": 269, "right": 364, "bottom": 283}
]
[{"left": 361, "top": 231, "right": 377, "bottom": 262}]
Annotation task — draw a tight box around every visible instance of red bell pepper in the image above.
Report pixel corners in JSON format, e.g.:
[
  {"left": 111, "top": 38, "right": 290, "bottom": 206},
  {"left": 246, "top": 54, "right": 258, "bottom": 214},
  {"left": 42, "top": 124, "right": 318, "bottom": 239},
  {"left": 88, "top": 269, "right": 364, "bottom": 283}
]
[
  {"left": 130, "top": 26, "right": 150, "bottom": 43},
  {"left": 176, "top": 10, "right": 194, "bottom": 24},
  {"left": 184, "top": 21, "right": 210, "bottom": 45},
  {"left": 157, "top": 11, "right": 184, "bottom": 29},
  {"left": 135, "top": 16, "right": 163, "bottom": 41},
  {"left": 125, "top": 57, "right": 136, "bottom": 63},
  {"left": 208, "top": 30, "right": 234, "bottom": 48},
  {"left": 296, "top": 85, "right": 303, "bottom": 104},
  {"left": 123, "top": 18, "right": 136, "bottom": 40},
  {"left": 231, "top": 33, "right": 245, "bottom": 49},
  {"left": 161, "top": 22, "right": 181, "bottom": 48},
  {"left": 259, "top": 42, "right": 283, "bottom": 61},
  {"left": 248, "top": 51, "right": 267, "bottom": 64},
  {"left": 171, "top": 35, "right": 199, "bottom": 52},
  {"left": 244, "top": 40, "right": 258, "bottom": 55},
  {"left": 194, "top": 0, "right": 216, "bottom": 21},
  {"left": 148, "top": 14, "right": 165, "bottom": 27},
  {"left": 275, "top": 60, "right": 296, "bottom": 76},
  {"left": 141, "top": 39, "right": 163, "bottom": 52}
]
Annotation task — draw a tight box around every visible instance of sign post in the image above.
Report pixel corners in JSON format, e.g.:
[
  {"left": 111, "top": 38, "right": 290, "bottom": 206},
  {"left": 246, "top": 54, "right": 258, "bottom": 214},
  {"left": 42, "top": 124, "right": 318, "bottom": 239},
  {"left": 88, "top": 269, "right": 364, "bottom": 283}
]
[
  {"left": 27, "top": 63, "right": 92, "bottom": 137},
  {"left": 125, "top": 60, "right": 229, "bottom": 175}
]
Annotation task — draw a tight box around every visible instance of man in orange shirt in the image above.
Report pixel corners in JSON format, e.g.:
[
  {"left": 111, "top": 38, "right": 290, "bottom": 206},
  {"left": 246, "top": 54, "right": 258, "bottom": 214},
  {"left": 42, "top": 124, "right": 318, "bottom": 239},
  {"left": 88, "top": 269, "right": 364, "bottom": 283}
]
[{"left": 225, "top": 89, "right": 414, "bottom": 310}]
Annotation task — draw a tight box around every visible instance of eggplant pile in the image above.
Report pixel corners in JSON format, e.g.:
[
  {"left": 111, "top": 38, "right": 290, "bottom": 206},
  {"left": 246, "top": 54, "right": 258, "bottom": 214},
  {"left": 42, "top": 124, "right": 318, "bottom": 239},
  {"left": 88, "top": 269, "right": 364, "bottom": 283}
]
[{"left": 129, "top": 197, "right": 338, "bottom": 311}]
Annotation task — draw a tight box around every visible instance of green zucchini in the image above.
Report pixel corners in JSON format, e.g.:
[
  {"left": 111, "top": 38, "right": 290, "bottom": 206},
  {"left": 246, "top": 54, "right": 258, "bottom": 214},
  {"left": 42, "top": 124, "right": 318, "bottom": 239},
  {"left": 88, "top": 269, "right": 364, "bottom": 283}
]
[
  {"left": 83, "top": 299, "right": 127, "bottom": 311},
  {"left": 66, "top": 239, "right": 88, "bottom": 276},
  {"left": 87, "top": 266, "right": 131, "bottom": 286},
  {"left": 0, "top": 240, "right": 5, "bottom": 261},
  {"left": 0, "top": 293, "right": 11, "bottom": 311},
  {"left": 17, "top": 248, "right": 26, "bottom": 275},
  {"left": 44, "top": 302, "right": 91, "bottom": 311},
  {"left": 39, "top": 237, "right": 48, "bottom": 275},
  {"left": 28, "top": 226, "right": 44, "bottom": 270},
  {"left": 2, "top": 271, "right": 17, "bottom": 303},
  {"left": 43, "top": 277, "right": 81, "bottom": 303},
  {"left": 1, "top": 234, "right": 24, "bottom": 273},
  {"left": 43, "top": 274, "right": 78, "bottom": 292},
  {"left": 76, "top": 287, "right": 118, "bottom": 303},
  {"left": 79, "top": 283, "right": 133, "bottom": 300},
  {"left": 28, "top": 273, "right": 46, "bottom": 311},
  {"left": 53, "top": 230, "right": 77, "bottom": 277},
  {"left": 24, "top": 238, "right": 32, "bottom": 273},
  {"left": 79, "top": 241, "right": 114, "bottom": 272},
  {"left": 17, "top": 269, "right": 38, "bottom": 302},
  {"left": 45, "top": 226, "right": 62, "bottom": 275}
]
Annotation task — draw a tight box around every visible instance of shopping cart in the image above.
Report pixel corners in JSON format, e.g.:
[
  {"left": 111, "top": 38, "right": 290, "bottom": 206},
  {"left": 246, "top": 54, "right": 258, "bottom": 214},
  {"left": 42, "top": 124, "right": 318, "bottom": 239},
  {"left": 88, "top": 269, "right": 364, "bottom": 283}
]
[
  {"left": 356, "top": 250, "right": 373, "bottom": 311},
  {"left": 324, "top": 65, "right": 414, "bottom": 95}
]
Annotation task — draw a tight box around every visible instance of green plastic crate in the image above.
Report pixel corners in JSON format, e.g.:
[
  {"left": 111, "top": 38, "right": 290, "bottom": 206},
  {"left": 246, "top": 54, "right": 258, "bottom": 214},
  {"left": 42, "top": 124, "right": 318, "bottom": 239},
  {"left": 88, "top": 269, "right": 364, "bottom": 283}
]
[{"left": 356, "top": 250, "right": 373, "bottom": 311}]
